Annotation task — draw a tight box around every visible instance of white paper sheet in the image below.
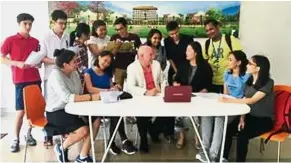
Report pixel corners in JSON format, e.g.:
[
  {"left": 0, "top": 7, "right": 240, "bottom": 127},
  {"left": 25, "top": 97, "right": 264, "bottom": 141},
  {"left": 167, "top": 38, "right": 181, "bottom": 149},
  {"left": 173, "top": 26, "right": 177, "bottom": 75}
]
[{"left": 24, "top": 51, "right": 45, "bottom": 66}]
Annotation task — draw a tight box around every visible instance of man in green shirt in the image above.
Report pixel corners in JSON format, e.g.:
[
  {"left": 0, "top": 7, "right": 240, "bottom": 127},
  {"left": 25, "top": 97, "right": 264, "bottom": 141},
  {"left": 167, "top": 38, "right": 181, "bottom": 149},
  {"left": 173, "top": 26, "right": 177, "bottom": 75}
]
[{"left": 203, "top": 18, "right": 242, "bottom": 93}]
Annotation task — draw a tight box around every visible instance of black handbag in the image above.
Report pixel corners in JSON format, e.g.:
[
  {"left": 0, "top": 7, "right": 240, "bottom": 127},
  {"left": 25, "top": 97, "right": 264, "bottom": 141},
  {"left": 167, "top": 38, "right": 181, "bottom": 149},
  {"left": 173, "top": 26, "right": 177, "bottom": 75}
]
[{"left": 119, "top": 91, "right": 133, "bottom": 100}]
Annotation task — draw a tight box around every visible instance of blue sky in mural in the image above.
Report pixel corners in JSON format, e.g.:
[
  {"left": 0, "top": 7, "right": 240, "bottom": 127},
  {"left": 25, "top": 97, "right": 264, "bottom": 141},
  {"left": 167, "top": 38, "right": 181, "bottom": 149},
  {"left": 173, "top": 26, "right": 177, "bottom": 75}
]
[{"left": 79, "top": 1, "right": 240, "bottom": 17}]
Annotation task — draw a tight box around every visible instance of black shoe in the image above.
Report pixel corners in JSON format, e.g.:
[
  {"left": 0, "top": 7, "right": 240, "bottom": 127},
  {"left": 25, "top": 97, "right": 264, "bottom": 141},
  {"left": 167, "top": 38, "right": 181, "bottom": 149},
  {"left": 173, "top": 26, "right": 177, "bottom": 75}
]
[
  {"left": 139, "top": 145, "right": 149, "bottom": 153},
  {"left": 26, "top": 134, "right": 37, "bottom": 146},
  {"left": 10, "top": 139, "right": 20, "bottom": 153},
  {"left": 121, "top": 139, "right": 137, "bottom": 155},
  {"left": 151, "top": 136, "right": 161, "bottom": 143},
  {"left": 109, "top": 143, "right": 121, "bottom": 155},
  {"left": 54, "top": 144, "right": 69, "bottom": 162},
  {"left": 75, "top": 155, "right": 93, "bottom": 162}
]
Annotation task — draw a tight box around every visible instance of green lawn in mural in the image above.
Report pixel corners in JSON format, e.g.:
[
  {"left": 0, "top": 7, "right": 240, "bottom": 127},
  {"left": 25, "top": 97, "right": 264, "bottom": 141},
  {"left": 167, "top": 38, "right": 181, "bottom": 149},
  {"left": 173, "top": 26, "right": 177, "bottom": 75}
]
[{"left": 49, "top": 1, "right": 240, "bottom": 38}]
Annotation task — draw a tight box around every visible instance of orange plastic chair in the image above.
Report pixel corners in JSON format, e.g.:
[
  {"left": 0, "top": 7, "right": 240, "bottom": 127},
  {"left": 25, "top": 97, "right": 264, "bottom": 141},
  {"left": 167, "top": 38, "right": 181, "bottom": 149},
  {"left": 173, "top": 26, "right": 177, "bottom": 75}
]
[
  {"left": 23, "top": 85, "right": 65, "bottom": 162},
  {"left": 259, "top": 85, "right": 291, "bottom": 162}
]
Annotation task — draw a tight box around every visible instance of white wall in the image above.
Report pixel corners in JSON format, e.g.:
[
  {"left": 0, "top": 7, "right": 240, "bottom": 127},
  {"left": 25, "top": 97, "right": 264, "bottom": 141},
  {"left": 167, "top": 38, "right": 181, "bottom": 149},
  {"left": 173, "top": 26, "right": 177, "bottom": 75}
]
[
  {"left": 0, "top": 1, "right": 49, "bottom": 112},
  {"left": 240, "top": 1, "right": 291, "bottom": 85},
  {"left": 1, "top": 1, "right": 291, "bottom": 112}
]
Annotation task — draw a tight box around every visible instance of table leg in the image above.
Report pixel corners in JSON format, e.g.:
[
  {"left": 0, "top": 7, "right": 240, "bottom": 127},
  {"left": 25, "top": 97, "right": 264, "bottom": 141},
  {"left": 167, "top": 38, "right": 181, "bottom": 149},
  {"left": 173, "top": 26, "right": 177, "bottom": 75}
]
[
  {"left": 219, "top": 116, "right": 228, "bottom": 163},
  {"left": 189, "top": 116, "right": 210, "bottom": 163},
  {"left": 101, "top": 116, "right": 123, "bottom": 163},
  {"left": 89, "top": 115, "right": 96, "bottom": 163}
]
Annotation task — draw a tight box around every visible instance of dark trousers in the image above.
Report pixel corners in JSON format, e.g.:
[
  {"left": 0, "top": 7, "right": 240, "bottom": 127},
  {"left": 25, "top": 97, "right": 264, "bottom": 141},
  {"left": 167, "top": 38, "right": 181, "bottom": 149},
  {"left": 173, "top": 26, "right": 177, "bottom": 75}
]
[
  {"left": 109, "top": 117, "right": 127, "bottom": 145},
  {"left": 162, "top": 117, "right": 175, "bottom": 136},
  {"left": 136, "top": 117, "right": 165, "bottom": 148},
  {"left": 224, "top": 115, "right": 273, "bottom": 162}
]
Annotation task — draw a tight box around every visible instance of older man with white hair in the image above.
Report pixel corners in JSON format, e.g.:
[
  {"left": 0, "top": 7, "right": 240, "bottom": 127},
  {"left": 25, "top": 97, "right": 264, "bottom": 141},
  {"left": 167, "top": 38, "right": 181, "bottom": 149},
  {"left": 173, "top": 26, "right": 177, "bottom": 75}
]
[{"left": 126, "top": 45, "right": 167, "bottom": 153}]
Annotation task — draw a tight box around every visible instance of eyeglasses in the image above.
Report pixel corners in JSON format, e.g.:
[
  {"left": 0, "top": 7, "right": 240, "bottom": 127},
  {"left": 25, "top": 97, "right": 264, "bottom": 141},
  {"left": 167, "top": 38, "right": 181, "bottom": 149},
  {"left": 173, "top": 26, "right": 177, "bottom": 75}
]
[{"left": 115, "top": 26, "right": 124, "bottom": 31}]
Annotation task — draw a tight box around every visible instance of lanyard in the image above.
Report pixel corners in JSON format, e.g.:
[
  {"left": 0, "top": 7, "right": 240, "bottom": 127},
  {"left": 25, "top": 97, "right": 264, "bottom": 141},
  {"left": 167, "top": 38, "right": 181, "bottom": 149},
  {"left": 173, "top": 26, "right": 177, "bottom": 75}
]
[{"left": 211, "top": 38, "right": 222, "bottom": 60}]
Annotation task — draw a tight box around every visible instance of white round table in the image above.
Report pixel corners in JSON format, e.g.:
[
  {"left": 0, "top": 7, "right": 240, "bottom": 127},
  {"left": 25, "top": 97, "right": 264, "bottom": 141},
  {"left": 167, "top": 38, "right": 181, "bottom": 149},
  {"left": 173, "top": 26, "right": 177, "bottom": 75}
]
[{"left": 65, "top": 93, "right": 250, "bottom": 163}]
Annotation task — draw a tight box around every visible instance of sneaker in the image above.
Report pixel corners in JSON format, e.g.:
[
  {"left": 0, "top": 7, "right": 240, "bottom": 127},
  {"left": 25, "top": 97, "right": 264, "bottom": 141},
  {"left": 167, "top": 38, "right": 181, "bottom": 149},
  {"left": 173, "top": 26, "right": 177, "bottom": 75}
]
[
  {"left": 109, "top": 143, "right": 121, "bottom": 155},
  {"left": 121, "top": 139, "right": 137, "bottom": 155},
  {"left": 222, "top": 158, "right": 229, "bottom": 162},
  {"left": 26, "top": 134, "right": 37, "bottom": 146},
  {"left": 195, "top": 150, "right": 208, "bottom": 162},
  {"left": 10, "top": 139, "right": 20, "bottom": 153},
  {"left": 54, "top": 144, "right": 69, "bottom": 162},
  {"left": 75, "top": 155, "right": 93, "bottom": 162}
]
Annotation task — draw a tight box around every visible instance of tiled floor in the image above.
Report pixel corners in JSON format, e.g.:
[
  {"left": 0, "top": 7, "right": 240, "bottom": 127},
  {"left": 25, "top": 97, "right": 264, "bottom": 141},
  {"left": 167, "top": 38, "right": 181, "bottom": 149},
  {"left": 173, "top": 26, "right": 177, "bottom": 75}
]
[{"left": 1, "top": 112, "right": 291, "bottom": 162}]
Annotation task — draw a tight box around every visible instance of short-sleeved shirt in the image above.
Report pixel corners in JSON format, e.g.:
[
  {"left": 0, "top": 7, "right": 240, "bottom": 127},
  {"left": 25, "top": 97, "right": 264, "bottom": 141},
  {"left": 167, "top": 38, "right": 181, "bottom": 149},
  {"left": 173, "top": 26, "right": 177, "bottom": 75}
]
[
  {"left": 40, "top": 30, "right": 70, "bottom": 80},
  {"left": 85, "top": 68, "right": 111, "bottom": 89},
  {"left": 224, "top": 71, "right": 250, "bottom": 98},
  {"left": 110, "top": 33, "right": 142, "bottom": 70},
  {"left": 203, "top": 34, "right": 242, "bottom": 85},
  {"left": 244, "top": 78, "right": 274, "bottom": 119},
  {"left": 1, "top": 33, "right": 41, "bottom": 84},
  {"left": 164, "top": 34, "right": 193, "bottom": 74},
  {"left": 73, "top": 41, "right": 88, "bottom": 85},
  {"left": 87, "top": 35, "right": 110, "bottom": 67}
]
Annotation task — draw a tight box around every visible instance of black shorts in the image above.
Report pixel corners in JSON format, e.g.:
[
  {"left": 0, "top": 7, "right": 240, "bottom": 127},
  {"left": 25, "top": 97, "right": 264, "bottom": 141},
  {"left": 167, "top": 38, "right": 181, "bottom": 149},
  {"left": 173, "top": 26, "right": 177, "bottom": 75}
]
[
  {"left": 15, "top": 81, "right": 41, "bottom": 111},
  {"left": 81, "top": 116, "right": 102, "bottom": 125},
  {"left": 45, "top": 109, "right": 86, "bottom": 137}
]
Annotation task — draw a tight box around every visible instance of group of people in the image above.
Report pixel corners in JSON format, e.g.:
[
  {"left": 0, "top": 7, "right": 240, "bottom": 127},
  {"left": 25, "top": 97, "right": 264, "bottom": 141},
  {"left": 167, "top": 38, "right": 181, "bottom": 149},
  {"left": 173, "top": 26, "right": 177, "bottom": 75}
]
[{"left": 1, "top": 9, "right": 275, "bottom": 163}]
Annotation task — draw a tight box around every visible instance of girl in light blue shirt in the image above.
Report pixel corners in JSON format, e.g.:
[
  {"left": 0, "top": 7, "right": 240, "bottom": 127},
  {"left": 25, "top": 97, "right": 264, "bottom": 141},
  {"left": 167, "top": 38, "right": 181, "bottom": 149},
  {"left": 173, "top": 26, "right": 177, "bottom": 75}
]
[
  {"left": 224, "top": 50, "right": 250, "bottom": 98},
  {"left": 223, "top": 50, "right": 250, "bottom": 125}
]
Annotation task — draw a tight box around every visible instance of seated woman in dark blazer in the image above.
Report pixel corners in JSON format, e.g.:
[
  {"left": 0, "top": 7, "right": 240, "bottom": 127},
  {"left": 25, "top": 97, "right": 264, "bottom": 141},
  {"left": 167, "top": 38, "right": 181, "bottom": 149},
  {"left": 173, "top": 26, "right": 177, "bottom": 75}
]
[{"left": 173, "top": 41, "right": 213, "bottom": 148}]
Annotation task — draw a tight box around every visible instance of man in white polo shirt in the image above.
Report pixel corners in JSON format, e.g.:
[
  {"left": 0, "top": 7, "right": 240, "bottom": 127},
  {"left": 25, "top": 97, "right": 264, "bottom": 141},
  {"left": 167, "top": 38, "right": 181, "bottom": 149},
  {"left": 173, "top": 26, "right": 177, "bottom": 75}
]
[
  {"left": 39, "top": 9, "right": 69, "bottom": 147},
  {"left": 40, "top": 10, "right": 69, "bottom": 98}
]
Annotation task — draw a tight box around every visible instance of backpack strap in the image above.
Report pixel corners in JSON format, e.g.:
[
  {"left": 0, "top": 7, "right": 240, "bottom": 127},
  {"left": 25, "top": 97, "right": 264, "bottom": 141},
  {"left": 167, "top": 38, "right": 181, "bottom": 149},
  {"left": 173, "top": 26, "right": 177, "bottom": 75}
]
[
  {"left": 225, "top": 34, "right": 233, "bottom": 52},
  {"left": 205, "top": 38, "right": 211, "bottom": 57}
]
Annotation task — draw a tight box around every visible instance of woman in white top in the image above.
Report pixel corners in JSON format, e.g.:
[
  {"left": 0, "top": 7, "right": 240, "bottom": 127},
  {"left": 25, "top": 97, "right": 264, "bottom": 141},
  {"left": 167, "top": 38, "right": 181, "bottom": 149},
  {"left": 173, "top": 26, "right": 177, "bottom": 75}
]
[
  {"left": 87, "top": 20, "right": 110, "bottom": 67},
  {"left": 45, "top": 49, "right": 100, "bottom": 162}
]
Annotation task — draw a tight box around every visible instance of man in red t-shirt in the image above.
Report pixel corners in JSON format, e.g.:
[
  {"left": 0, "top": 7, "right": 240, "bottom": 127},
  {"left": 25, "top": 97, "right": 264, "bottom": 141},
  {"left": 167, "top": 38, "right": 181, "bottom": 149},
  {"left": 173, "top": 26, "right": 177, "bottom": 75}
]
[{"left": 1, "top": 13, "right": 41, "bottom": 153}]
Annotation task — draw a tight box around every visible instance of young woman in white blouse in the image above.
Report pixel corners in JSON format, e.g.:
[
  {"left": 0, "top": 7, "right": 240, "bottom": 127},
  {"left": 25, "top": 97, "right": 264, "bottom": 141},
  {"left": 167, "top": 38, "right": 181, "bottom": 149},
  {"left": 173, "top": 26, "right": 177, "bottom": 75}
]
[{"left": 87, "top": 20, "right": 110, "bottom": 67}]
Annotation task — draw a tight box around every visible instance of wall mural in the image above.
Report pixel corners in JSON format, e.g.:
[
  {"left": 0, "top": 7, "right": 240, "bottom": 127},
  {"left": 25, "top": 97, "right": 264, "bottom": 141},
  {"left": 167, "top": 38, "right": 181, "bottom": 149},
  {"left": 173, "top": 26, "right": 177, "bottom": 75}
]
[{"left": 48, "top": 1, "right": 240, "bottom": 38}]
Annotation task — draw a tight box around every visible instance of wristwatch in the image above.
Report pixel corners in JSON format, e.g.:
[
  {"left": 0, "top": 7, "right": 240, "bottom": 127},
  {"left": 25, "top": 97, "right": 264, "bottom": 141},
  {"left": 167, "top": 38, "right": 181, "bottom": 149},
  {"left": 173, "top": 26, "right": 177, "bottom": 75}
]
[{"left": 89, "top": 94, "right": 92, "bottom": 101}]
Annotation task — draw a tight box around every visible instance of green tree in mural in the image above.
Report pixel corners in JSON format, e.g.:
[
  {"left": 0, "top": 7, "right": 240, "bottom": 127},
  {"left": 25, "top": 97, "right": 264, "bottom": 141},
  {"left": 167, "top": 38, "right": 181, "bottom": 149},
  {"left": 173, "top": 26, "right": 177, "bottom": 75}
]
[
  {"left": 206, "top": 8, "right": 225, "bottom": 22},
  {"left": 88, "top": 1, "right": 106, "bottom": 20}
]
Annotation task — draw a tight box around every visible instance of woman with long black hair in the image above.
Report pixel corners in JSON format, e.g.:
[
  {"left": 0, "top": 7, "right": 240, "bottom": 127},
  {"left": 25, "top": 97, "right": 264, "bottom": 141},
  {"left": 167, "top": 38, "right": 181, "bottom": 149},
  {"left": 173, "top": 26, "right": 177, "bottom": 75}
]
[
  {"left": 219, "top": 55, "right": 274, "bottom": 162},
  {"left": 69, "top": 23, "right": 90, "bottom": 86}
]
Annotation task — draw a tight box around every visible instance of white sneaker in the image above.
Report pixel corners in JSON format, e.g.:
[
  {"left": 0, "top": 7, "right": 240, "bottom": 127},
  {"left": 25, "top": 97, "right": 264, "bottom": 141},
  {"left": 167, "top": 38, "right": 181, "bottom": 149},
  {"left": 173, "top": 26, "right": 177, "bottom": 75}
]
[{"left": 195, "top": 150, "right": 208, "bottom": 162}]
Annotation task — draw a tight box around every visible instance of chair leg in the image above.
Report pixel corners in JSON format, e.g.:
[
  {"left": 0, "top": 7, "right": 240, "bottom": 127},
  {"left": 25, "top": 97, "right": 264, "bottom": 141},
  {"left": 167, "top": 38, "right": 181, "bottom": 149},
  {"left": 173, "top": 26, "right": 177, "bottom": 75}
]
[
  {"left": 124, "top": 117, "right": 128, "bottom": 135},
  {"left": 135, "top": 125, "right": 139, "bottom": 146},
  {"left": 103, "top": 117, "right": 107, "bottom": 150},
  {"left": 277, "top": 141, "right": 281, "bottom": 163},
  {"left": 24, "top": 127, "right": 32, "bottom": 162},
  {"left": 60, "top": 135, "right": 65, "bottom": 162}
]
